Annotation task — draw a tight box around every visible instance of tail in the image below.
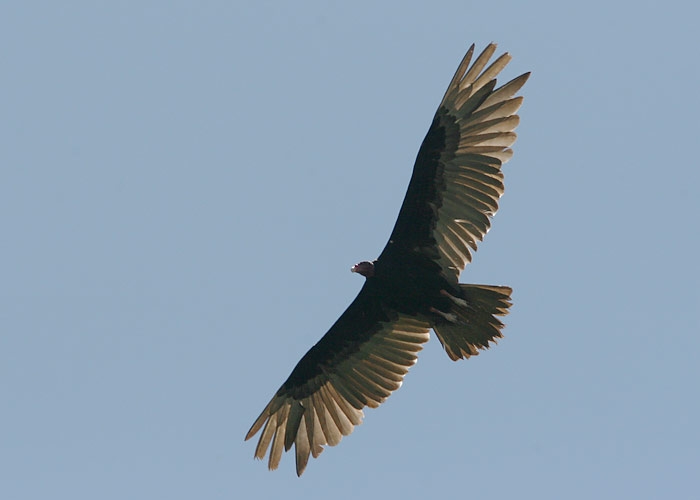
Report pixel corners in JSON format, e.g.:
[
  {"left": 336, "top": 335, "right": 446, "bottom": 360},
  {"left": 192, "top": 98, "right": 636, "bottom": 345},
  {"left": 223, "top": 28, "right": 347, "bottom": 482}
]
[{"left": 432, "top": 284, "right": 512, "bottom": 361}]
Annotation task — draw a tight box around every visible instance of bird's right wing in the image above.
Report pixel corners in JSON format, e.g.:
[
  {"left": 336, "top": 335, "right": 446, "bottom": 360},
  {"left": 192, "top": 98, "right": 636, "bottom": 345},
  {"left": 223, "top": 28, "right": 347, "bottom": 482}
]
[
  {"left": 245, "top": 286, "right": 431, "bottom": 476},
  {"left": 380, "top": 44, "right": 529, "bottom": 282}
]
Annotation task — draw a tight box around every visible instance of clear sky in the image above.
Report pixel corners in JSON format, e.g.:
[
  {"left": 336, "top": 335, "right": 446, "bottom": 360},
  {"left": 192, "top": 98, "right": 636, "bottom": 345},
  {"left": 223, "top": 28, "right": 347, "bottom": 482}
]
[{"left": 2, "top": 1, "right": 699, "bottom": 499}]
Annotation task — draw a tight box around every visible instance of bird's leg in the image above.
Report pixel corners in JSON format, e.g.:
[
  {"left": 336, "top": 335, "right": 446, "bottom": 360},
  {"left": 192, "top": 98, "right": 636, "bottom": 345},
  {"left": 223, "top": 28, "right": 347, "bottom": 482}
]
[
  {"left": 430, "top": 289, "right": 471, "bottom": 322},
  {"left": 440, "top": 289, "right": 468, "bottom": 307},
  {"left": 429, "top": 306, "right": 458, "bottom": 323}
]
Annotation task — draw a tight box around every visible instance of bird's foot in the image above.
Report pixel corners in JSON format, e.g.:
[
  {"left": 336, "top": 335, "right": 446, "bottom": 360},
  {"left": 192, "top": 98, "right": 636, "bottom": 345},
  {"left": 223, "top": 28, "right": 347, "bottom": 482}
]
[
  {"left": 429, "top": 306, "right": 458, "bottom": 323},
  {"left": 439, "top": 289, "right": 468, "bottom": 307}
]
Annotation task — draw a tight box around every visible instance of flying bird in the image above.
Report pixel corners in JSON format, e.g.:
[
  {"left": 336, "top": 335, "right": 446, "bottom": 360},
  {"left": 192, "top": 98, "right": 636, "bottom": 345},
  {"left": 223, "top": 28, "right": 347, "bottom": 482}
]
[{"left": 246, "top": 43, "right": 530, "bottom": 476}]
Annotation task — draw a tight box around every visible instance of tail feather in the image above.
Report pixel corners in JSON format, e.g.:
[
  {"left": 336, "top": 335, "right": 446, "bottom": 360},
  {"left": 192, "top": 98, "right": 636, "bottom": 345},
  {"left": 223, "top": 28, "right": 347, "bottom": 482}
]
[{"left": 432, "top": 284, "right": 512, "bottom": 361}]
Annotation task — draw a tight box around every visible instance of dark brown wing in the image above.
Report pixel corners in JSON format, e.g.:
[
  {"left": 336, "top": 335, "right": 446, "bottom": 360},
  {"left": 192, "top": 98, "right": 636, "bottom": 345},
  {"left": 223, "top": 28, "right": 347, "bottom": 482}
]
[
  {"left": 380, "top": 43, "right": 530, "bottom": 281},
  {"left": 245, "top": 284, "right": 431, "bottom": 476}
]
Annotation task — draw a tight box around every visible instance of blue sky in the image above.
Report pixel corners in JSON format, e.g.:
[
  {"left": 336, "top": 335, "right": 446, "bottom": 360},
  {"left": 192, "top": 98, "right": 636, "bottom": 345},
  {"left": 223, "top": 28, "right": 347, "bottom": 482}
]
[{"left": 2, "top": 1, "right": 699, "bottom": 499}]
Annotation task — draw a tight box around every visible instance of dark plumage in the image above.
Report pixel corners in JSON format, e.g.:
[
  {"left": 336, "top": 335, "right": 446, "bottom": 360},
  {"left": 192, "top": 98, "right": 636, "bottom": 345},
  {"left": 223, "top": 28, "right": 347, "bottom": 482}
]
[{"left": 246, "top": 43, "right": 530, "bottom": 476}]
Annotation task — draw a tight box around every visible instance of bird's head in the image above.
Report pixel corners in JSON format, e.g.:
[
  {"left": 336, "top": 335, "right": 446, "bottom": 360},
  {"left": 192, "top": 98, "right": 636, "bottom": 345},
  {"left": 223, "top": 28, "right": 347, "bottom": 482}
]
[{"left": 351, "top": 261, "right": 375, "bottom": 278}]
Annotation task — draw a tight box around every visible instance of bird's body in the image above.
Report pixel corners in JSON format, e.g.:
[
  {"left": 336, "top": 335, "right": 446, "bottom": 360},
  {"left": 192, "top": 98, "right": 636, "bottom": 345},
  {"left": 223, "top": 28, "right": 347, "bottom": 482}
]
[{"left": 246, "top": 43, "right": 529, "bottom": 475}]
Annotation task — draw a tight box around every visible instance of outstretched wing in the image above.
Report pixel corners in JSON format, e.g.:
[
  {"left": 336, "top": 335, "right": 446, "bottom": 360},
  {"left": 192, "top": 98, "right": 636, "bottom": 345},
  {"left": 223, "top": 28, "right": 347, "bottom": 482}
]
[
  {"left": 380, "top": 43, "right": 530, "bottom": 281},
  {"left": 245, "top": 285, "right": 431, "bottom": 476}
]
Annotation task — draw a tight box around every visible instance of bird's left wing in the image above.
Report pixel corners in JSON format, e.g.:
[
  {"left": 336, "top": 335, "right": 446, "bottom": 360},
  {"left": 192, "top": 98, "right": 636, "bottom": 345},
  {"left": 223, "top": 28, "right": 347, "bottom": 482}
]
[{"left": 245, "top": 287, "right": 431, "bottom": 476}]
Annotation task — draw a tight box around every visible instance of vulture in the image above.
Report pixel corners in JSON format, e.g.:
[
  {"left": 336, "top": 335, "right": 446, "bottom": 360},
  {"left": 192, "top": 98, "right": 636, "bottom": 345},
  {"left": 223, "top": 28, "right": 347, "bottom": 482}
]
[{"left": 246, "top": 43, "right": 530, "bottom": 476}]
